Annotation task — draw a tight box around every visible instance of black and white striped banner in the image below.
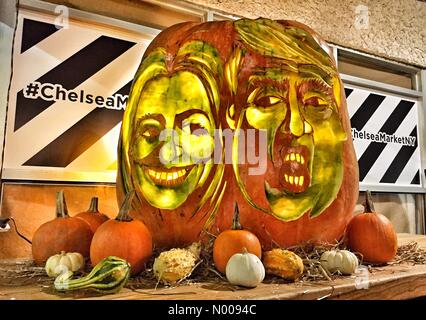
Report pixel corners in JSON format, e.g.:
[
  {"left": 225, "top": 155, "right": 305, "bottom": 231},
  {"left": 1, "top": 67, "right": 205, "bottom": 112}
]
[
  {"left": 346, "top": 86, "right": 422, "bottom": 189},
  {"left": 4, "top": 9, "right": 158, "bottom": 182}
]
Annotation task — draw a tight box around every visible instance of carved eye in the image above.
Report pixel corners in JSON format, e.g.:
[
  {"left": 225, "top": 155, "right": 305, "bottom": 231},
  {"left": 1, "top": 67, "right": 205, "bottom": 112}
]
[
  {"left": 141, "top": 126, "right": 160, "bottom": 141},
  {"left": 254, "top": 96, "right": 281, "bottom": 108},
  {"left": 304, "top": 96, "right": 328, "bottom": 106}
]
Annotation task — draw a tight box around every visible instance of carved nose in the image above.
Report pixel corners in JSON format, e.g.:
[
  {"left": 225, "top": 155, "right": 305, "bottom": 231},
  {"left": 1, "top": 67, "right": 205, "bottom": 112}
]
[
  {"left": 287, "top": 83, "right": 305, "bottom": 137},
  {"left": 289, "top": 108, "right": 304, "bottom": 137}
]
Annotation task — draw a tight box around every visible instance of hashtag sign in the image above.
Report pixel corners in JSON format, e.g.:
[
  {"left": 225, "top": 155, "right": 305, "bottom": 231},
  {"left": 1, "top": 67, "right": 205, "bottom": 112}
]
[{"left": 23, "top": 82, "right": 41, "bottom": 99}]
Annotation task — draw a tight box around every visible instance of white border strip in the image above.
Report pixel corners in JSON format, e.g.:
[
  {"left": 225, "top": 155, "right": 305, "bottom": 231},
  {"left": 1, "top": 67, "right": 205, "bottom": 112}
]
[{"left": 19, "top": 0, "right": 161, "bottom": 37}]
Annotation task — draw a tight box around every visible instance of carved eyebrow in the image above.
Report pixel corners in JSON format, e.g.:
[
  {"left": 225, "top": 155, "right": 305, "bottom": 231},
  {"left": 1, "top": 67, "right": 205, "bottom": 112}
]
[
  {"left": 247, "top": 65, "right": 332, "bottom": 89},
  {"left": 175, "top": 110, "right": 210, "bottom": 120},
  {"left": 138, "top": 113, "right": 165, "bottom": 127},
  {"left": 248, "top": 70, "right": 291, "bottom": 88},
  {"left": 298, "top": 75, "right": 331, "bottom": 91},
  {"left": 299, "top": 78, "right": 333, "bottom": 96}
]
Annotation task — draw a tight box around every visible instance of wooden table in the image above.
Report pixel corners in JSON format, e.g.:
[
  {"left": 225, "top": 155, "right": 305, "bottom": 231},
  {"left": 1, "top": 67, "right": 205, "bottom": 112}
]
[{"left": 1, "top": 233, "right": 426, "bottom": 300}]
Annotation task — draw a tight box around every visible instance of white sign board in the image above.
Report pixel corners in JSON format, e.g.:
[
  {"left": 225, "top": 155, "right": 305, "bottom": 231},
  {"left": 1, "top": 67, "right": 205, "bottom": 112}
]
[
  {"left": 4, "top": 9, "right": 158, "bottom": 182},
  {"left": 345, "top": 86, "right": 422, "bottom": 190}
]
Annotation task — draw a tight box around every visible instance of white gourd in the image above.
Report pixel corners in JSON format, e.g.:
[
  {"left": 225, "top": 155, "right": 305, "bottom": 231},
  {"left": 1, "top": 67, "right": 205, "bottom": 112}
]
[
  {"left": 226, "top": 251, "right": 265, "bottom": 288},
  {"left": 45, "top": 251, "right": 84, "bottom": 277},
  {"left": 320, "top": 250, "right": 359, "bottom": 275}
]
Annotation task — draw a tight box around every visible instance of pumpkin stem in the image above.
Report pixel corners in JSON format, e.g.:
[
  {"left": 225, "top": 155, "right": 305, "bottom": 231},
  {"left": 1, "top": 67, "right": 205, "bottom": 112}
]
[
  {"left": 88, "top": 197, "right": 99, "bottom": 213},
  {"left": 363, "top": 190, "right": 376, "bottom": 213},
  {"left": 116, "top": 190, "right": 135, "bottom": 222},
  {"left": 56, "top": 191, "right": 69, "bottom": 218},
  {"left": 232, "top": 203, "right": 242, "bottom": 230}
]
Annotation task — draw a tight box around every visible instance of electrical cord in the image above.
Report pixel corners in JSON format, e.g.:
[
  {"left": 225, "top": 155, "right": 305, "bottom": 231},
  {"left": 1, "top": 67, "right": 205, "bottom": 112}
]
[{"left": 9, "top": 217, "right": 32, "bottom": 245}]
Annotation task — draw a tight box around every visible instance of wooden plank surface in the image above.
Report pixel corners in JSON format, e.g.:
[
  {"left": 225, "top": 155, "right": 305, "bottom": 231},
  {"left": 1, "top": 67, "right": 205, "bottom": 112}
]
[{"left": 1, "top": 233, "right": 425, "bottom": 300}]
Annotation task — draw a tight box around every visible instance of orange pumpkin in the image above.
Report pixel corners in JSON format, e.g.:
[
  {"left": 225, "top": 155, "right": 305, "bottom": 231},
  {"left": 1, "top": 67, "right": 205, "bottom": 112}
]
[
  {"left": 75, "top": 197, "right": 109, "bottom": 233},
  {"left": 213, "top": 204, "right": 262, "bottom": 274},
  {"left": 90, "top": 191, "right": 153, "bottom": 275},
  {"left": 32, "top": 191, "right": 93, "bottom": 266},
  {"left": 346, "top": 191, "right": 398, "bottom": 264}
]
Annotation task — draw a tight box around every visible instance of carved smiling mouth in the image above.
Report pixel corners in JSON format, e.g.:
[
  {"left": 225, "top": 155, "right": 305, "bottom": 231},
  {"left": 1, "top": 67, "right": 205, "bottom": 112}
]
[
  {"left": 280, "top": 147, "right": 311, "bottom": 193},
  {"left": 144, "top": 166, "right": 193, "bottom": 187}
]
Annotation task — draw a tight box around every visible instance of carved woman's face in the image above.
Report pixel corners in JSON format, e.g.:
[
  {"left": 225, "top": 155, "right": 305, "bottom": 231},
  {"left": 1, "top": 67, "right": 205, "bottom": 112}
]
[
  {"left": 131, "top": 71, "right": 215, "bottom": 209},
  {"left": 120, "top": 41, "right": 224, "bottom": 212}
]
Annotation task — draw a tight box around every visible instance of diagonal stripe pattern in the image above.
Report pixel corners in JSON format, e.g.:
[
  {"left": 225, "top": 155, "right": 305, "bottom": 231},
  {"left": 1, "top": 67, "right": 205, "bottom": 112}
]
[
  {"left": 21, "top": 18, "right": 62, "bottom": 53},
  {"left": 6, "top": 17, "right": 143, "bottom": 174},
  {"left": 356, "top": 99, "right": 415, "bottom": 181},
  {"left": 350, "top": 93, "right": 386, "bottom": 131},
  {"left": 15, "top": 35, "right": 136, "bottom": 131},
  {"left": 347, "top": 85, "right": 421, "bottom": 186},
  {"left": 23, "top": 82, "right": 132, "bottom": 167},
  {"left": 380, "top": 126, "right": 418, "bottom": 183}
]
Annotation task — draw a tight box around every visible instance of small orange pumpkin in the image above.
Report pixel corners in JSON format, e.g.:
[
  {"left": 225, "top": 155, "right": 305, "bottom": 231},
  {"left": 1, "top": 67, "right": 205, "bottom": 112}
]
[
  {"left": 346, "top": 191, "right": 398, "bottom": 264},
  {"left": 75, "top": 197, "right": 109, "bottom": 234},
  {"left": 213, "top": 204, "right": 262, "bottom": 274},
  {"left": 90, "top": 191, "right": 153, "bottom": 275},
  {"left": 32, "top": 191, "right": 93, "bottom": 266}
]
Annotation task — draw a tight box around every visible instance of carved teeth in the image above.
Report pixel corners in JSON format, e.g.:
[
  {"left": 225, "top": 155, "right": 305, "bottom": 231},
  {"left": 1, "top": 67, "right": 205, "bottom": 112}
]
[
  {"left": 285, "top": 175, "right": 305, "bottom": 187},
  {"left": 177, "top": 170, "right": 186, "bottom": 177},
  {"left": 285, "top": 153, "right": 305, "bottom": 165},
  {"left": 146, "top": 168, "right": 188, "bottom": 185}
]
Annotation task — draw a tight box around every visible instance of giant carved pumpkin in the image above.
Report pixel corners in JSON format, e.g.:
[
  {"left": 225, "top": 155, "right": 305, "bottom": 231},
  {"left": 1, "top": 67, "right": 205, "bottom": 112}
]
[{"left": 117, "top": 18, "right": 359, "bottom": 249}]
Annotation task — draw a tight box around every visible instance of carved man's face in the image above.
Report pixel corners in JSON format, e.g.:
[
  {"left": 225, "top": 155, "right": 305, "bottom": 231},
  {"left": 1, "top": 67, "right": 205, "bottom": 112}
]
[
  {"left": 232, "top": 19, "right": 347, "bottom": 221},
  {"left": 240, "top": 70, "right": 346, "bottom": 220}
]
